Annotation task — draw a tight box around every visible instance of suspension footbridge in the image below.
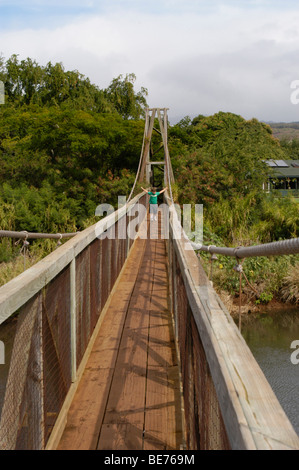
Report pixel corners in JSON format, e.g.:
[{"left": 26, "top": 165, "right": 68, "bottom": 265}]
[{"left": 0, "top": 108, "right": 298, "bottom": 450}]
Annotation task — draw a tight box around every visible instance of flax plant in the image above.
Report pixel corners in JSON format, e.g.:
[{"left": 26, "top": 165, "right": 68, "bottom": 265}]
[{"left": 280, "top": 264, "right": 299, "bottom": 305}]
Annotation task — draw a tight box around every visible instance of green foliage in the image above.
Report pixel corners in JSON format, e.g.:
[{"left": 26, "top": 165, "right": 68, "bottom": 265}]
[
  {"left": 0, "top": 239, "right": 15, "bottom": 263},
  {"left": 1, "top": 55, "right": 110, "bottom": 111},
  {"left": 203, "top": 192, "right": 299, "bottom": 245},
  {"left": 0, "top": 55, "right": 148, "bottom": 238},
  {"left": 0, "top": 54, "right": 297, "bottom": 306},
  {"left": 0, "top": 181, "right": 78, "bottom": 233},
  {"left": 104, "top": 74, "right": 148, "bottom": 120},
  {"left": 200, "top": 233, "right": 298, "bottom": 303},
  {"left": 170, "top": 112, "right": 287, "bottom": 207},
  {"left": 256, "top": 292, "right": 273, "bottom": 305},
  {"left": 171, "top": 112, "right": 299, "bottom": 305},
  {"left": 256, "top": 195, "right": 299, "bottom": 240},
  {"left": 96, "top": 169, "right": 140, "bottom": 207},
  {"left": 0, "top": 55, "right": 148, "bottom": 116},
  {"left": 280, "top": 138, "right": 299, "bottom": 160}
]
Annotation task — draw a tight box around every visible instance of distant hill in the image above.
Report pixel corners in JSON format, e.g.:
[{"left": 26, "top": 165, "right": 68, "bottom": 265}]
[{"left": 265, "top": 121, "right": 299, "bottom": 141}]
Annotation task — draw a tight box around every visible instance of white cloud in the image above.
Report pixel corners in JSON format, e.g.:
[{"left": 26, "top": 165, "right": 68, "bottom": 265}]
[{"left": 1, "top": 2, "right": 299, "bottom": 122}]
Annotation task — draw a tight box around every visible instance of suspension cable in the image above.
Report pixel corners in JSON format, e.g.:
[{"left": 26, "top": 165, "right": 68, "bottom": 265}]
[{"left": 127, "top": 117, "right": 147, "bottom": 203}]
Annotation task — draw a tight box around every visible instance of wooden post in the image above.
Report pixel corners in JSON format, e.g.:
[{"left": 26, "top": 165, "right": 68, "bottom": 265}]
[
  {"left": 70, "top": 258, "right": 77, "bottom": 383},
  {"left": 156, "top": 108, "right": 173, "bottom": 187},
  {"left": 139, "top": 108, "right": 156, "bottom": 183},
  {"left": 28, "top": 296, "right": 45, "bottom": 449},
  {"left": 163, "top": 108, "right": 168, "bottom": 142},
  {"left": 144, "top": 109, "right": 151, "bottom": 184}
]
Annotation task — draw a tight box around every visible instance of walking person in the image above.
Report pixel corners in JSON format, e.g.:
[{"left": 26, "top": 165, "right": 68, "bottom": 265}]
[{"left": 141, "top": 186, "right": 168, "bottom": 221}]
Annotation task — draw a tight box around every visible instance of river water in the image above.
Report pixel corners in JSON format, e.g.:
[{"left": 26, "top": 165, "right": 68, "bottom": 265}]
[{"left": 241, "top": 308, "right": 299, "bottom": 436}]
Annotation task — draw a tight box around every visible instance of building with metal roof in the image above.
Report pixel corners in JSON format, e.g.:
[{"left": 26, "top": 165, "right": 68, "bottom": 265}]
[{"left": 265, "top": 160, "right": 299, "bottom": 195}]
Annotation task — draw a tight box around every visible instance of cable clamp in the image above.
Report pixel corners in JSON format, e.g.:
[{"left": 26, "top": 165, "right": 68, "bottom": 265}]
[
  {"left": 56, "top": 234, "right": 63, "bottom": 247},
  {"left": 233, "top": 263, "right": 243, "bottom": 273}
]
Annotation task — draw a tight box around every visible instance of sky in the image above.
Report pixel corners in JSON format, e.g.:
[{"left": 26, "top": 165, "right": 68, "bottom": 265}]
[{"left": 1, "top": 0, "right": 299, "bottom": 123}]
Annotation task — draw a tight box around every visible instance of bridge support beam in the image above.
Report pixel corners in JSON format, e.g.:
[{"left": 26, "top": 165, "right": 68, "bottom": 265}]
[
  {"left": 138, "top": 107, "right": 171, "bottom": 186},
  {"left": 139, "top": 108, "right": 156, "bottom": 184}
]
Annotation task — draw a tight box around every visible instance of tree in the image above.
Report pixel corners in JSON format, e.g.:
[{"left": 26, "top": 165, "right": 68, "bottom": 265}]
[
  {"left": 171, "top": 112, "right": 288, "bottom": 205},
  {"left": 104, "top": 73, "right": 148, "bottom": 119},
  {"left": 0, "top": 54, "right": 115, "bottom": 112}
]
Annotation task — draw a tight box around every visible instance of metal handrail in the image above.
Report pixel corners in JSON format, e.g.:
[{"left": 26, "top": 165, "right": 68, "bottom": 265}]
[
  {"left": 0, "top": 230, "right": 79, "bottom": 240},
  {"left": 189, "top": 237, "right": 299, "bottom": 258}
]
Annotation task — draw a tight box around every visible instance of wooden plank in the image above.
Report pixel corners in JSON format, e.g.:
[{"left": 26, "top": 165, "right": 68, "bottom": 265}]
[
  {"left": 57, "top": 215, "right": 183, "bottom": 451},
  {"left": 143, "top": 237, "right": 183, "bottom": 450},
  {"left": 97, "top": 217, "right": 180, "bottom": 450},
  {"left": 143, "top": 366, "right": 170, "bottom": 450},
  {"left": 56, "top": 236, "right": 148, "bottom": 450},
  {"left": 143, "top": 365, "right": 183, "bottom": 451},
  {"left": 102, "top": 314, "right": 150, "bottom": 423},
  {"left": 56, "top": 295, "right": 137, "bottom": 450},
  {"left": 59, "top": 288, "right": 134, "bottom": 447},
  {"left": 98, "top": 423, "right": 143, "bottom": 450},
  {"left": 57, "top": 367, "right": 114, "bottom": 450},
  {"left": 46, "top": 235, "right": 147, "bottom": 450},
  {"left": 97, "top": 237, "right": 155, "bottom": 449}
]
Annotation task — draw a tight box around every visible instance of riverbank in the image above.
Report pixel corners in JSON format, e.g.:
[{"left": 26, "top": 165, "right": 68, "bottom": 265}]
[{"left": 217, "top": 288, "right": 299, "bottom": 320}]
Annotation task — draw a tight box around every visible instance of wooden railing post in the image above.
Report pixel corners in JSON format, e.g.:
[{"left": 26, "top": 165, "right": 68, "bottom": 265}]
[
  {"left": 70, "top": 258, "right": 77, "bottom": 383},
  {"left": 28, "top": 297, "right": 44, "bottom": 449}
]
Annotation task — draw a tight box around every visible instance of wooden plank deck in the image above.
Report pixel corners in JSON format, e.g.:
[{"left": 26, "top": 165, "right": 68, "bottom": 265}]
[{"left": 57, "top": 214, "right": 184, "bottom": 450}]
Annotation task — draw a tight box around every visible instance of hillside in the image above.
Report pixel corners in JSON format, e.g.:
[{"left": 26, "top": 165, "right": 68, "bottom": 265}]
[{"left": 266, "top": 121, "right": 299, "bottom": 141}]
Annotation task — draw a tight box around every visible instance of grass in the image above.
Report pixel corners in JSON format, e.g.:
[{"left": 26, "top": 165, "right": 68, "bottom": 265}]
[
  {"left": 0, "top": 254, "right": 41, "bottom": 287},
  {"left": 0, "top": 238, "right": 62, "bottom": 287}
]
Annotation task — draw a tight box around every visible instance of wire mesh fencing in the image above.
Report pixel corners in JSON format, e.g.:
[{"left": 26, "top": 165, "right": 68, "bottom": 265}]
[
  {"left": 167, "top": 234, "right": 230, "bottom": 450},
  {"left": 0, "top": 194, "right": 147, "bottom": 450}
]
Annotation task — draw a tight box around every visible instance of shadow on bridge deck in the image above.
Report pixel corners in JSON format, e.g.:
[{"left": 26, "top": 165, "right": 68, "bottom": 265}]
[{"left": 57, "top": 213, "right": 184, "bottom": 450}]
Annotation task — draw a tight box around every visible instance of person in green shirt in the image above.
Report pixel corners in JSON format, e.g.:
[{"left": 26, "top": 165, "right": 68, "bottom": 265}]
[{"left": 141, "top": 186, "right": 168, "bottom": 221}]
